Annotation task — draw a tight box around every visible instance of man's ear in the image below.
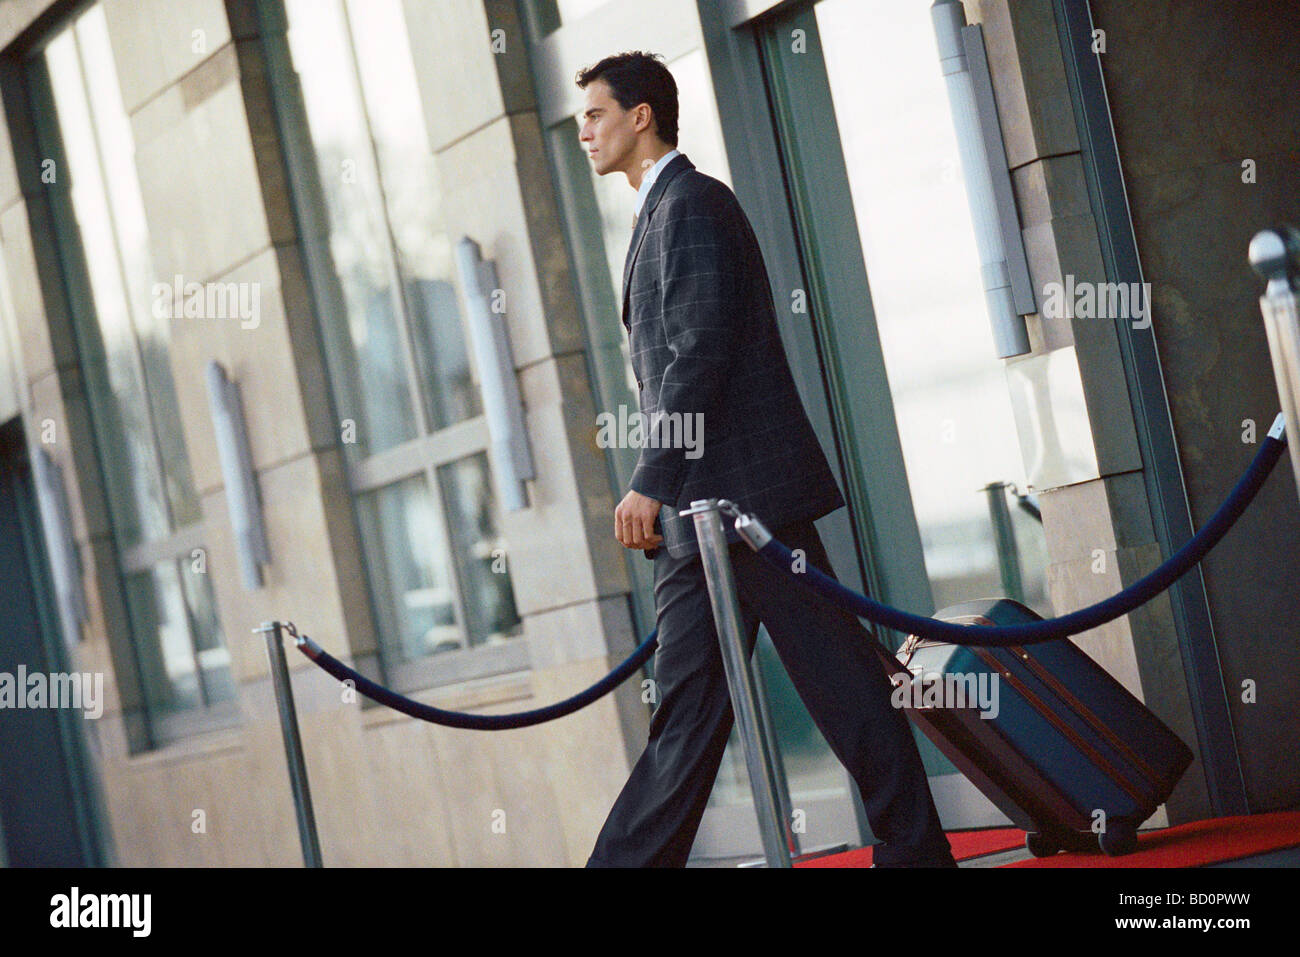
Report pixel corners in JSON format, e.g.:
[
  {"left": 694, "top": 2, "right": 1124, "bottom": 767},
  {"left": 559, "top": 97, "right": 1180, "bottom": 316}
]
[{"left": 633, "top": 103, "right": 655, "bottom": 136}]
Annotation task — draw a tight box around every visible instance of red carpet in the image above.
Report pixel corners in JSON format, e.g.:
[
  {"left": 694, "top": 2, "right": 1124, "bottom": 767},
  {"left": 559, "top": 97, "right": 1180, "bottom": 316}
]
[
  {"left": 794, "top": 811, "right": 1300, "bottom": 867},
  {"left": 1004, "top": 811, "right": 1300, "bottom": 867},
  {"left": 795, "top": 827, "right": 1025, "bottom": 867}
]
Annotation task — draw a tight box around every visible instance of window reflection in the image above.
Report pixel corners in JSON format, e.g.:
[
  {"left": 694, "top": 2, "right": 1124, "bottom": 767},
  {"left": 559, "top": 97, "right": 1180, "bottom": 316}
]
[
  {"left": 284, "top": 0, "right": 481, "bottom": 457},
  {"left": 346, "top": 0, "right": 481, "bottom": 432},
  {"left": 815, "top": 0, "right": 1050, "bottom": 612},
  {"left": 282, "top": 0, "right": 518, "bottom": 675},
  {"left": 438, "top": 452, "right": 522, "bottom": 647},
  {"left": 40, "top": 2, "right": 231, "bottom": 742},
  {"left": 284, "top": 0, "right": 421, "bottom": 459},
  {"left": 125, "top": 560, "right": 234, "bottom": 719},
  {"left": 46, "top": 10, "right": 201, "bottom": 549},
  {"left": 356, "top": 457, "right": 522, "bottom": 664},
  {"left": 357, "top": 475, "right": 462, "bottom": 661}
]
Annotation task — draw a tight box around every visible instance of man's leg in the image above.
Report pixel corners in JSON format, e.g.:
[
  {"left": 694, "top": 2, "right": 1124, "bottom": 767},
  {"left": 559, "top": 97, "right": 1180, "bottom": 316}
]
[
  {"left": 731, "top": 517, "right": 955, "bottom": 867},
  {"left": 586, "top": 546, "right": 760, "bottom": 867}
]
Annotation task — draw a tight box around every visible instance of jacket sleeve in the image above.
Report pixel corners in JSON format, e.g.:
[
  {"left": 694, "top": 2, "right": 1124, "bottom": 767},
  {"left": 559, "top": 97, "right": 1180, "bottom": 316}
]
[{"left": 628, "top": 185, "right": 739, "bottom": 505}]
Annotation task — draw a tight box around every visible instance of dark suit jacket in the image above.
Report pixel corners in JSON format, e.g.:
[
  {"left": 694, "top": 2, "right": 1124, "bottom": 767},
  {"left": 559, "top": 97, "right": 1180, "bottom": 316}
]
[{"left": 622, "top": 152, "right": 846, "bottom": 558}]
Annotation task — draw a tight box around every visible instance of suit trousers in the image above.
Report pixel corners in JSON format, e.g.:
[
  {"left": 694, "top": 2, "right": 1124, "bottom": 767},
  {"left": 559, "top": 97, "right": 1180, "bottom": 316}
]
[{"left": 586, "top": 516, "right": 953, "bottom": 867}]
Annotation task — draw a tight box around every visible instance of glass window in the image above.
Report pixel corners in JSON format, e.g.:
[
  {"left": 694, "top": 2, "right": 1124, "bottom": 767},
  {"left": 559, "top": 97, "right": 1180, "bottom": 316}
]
[
  {"left": 814, "top": 0, "right": 1050, "bottom": 612},
  {"left": 438, "top": 452, "right": 521, "bottom": 647},
  {"left": 276, "top": 0, "right": 522, "bottom": 683},
  {"left": 284, "top": 0, "right": 481, "bottom": 460},
  {"left": 125, "top": 559, "right": 234, "bottom": 720},
  {"left": 357, "top": 474, "right": 462, "bottom": 662},
  {"left": 32, "top": 3, "right": 235, "bottom": 744}
]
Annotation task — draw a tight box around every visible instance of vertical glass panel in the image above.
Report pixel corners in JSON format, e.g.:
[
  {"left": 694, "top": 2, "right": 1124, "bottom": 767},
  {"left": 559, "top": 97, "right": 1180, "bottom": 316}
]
[
  {"left": 437, "top": 452, "right": 521, "bottom": 648},
  {"left": 45, "top": 26, "right": 171, "bottom": 548},
  {"left": 38, "top": 4, "right": 232, "bottom": 739},
  {"left": 345, "top": 0, "right": 482, "bottom": 433},
  {"left": 124, "top": 559, "right": 235, "bottom": 726},
  {"left": 124, "top": 562, "right": 199, "bottom": 718},
  {"left": 73, "top": 7, "right": 201, "bottom": 534},
  {"left": 405, "top": 277, "right": 480, "bottom": 431},
  {"left": 283, "top": 0, "right": 421, "bottom": 458},
  {"left": 356, "top": 474, "right": 462, "bottom": 661},
  {"left": 179, "top": 558, "right": 236, "bottom": 707},
  {"left": 815, "top": 0, "right": 1050, "bottom": 612}
]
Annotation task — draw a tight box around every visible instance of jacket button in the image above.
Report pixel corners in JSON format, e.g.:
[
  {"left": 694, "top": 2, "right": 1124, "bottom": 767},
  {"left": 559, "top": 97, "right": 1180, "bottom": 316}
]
[{"left": 636, "top": 378, "right": 643, "bottom": 389}]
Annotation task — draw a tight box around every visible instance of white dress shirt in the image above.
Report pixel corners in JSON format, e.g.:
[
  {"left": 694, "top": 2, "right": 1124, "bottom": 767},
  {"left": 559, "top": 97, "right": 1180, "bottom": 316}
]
[{"left": 634, "top": 148, "right": 681, "bottom": 220}]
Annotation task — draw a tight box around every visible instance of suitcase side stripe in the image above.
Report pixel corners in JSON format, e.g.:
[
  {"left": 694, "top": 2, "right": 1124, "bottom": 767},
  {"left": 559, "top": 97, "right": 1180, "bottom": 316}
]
[
  {"left": 1009, "top": 644, "right": 1166, "bottom": 792},
  {"left": 967, "top": 645, "right": 1152, "bottom": 808},
  {"left": 904, "top": 705, "right": 1091, "bottom": 831}
]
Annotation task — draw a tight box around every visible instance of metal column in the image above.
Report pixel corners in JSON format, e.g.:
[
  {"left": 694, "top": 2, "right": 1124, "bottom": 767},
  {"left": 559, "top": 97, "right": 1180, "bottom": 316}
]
[
  {"left": 682, "top": 498, "right": 792, "bottom": 868},
  {"left": 253, "top": 620, "right": 323, "bottom": 867},
  {"left": 983, "top": 480, "right": 1024, "bottom": 603},
  {"left": 748, "top": 652, "right": 802, "bottom": 860}
]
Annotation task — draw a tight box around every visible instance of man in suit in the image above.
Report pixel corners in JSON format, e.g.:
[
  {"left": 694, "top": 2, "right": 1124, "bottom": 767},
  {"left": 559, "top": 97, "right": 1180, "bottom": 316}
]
[{"left": 576, "top": 51, "right": 955, "bottom": 868}]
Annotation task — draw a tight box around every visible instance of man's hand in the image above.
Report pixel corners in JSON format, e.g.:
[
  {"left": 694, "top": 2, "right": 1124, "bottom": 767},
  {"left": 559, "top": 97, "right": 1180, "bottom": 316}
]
[{"left": 615, "top": 489, "right": 664, "bottom": 550}]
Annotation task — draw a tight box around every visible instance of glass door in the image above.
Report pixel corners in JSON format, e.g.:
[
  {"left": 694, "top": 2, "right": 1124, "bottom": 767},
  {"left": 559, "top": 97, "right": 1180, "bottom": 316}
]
[{"left": 755, "top": 0, "right": 1051, "bottom": 829}]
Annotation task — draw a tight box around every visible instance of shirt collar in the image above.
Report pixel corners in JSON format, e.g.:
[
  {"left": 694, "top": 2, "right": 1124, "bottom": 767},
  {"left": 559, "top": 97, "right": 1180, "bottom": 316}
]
[{"left": 634, "top": 148, "right": 680, "bottom": 218}]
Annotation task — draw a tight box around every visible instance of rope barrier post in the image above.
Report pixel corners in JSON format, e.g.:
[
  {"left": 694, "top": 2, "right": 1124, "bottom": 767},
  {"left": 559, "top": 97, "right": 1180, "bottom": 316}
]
[
  {"left": 983, "top": 481, "right": 1024, "bottom": 603},
  {"left": 253, "top": 620, "right": 323, "bottom": 867},
  {"left": 1251, "top": 225, "right": 1300, "bottom": 505},
  {"left": 681, "top": 498, "right": 792, "bottom": 868},
  {"left": 748, "top": 655, "right": 802, "bottom": 861}
]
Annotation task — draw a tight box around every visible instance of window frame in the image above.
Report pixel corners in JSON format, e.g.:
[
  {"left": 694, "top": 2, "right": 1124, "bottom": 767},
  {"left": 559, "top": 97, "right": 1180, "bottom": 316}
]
[
  {"left": 12, "top": 2, "right": 239, "bottom": 748},
  {"left": 255, "top": 0, "right": 525, "bottom": 695}
]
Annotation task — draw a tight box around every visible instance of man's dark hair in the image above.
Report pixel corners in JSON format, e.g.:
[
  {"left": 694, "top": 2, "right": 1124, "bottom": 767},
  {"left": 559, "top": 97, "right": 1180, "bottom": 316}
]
[{"left": 576, "top": 51, "right": 679, "bottom": 147}]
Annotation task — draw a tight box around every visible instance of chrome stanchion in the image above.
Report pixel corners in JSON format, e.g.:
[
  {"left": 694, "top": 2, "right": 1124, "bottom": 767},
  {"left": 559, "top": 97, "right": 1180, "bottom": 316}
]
[
  {"left": 1251, "top": 226, "right": 1300, "bottom": 503},
  {"left": 749, "top": 655, "right": 801, "bottom": 861},
  {"left": 983, "top": 481, "right": 1024, "bottom": 603},
  {"left": 681, "top": 498, "right": 792, "bottom": 868},
  {"left": 253, "top": 620, "right": 323, "bottom": 867}
]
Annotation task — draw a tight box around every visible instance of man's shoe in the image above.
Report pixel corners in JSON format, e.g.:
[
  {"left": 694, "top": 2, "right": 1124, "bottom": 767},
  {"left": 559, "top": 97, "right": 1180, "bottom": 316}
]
[
  {"left": 871, "top": 846, "right": 959, "bottom": 868},
  {"left": 871, "top": 857, "right": 957, "bottom": 868}
]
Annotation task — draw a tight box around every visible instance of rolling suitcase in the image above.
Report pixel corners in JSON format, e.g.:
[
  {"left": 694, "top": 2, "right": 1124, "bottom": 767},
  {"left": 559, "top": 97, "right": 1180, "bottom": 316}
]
[{"left": 874, "top": 598, "right": 1194, "bottom": 856}]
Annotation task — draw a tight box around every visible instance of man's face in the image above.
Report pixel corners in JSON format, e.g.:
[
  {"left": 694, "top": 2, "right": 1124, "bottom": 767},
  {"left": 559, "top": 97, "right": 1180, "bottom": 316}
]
[{"left": 579, "top": 79, "right": 640, "bottom": 177}]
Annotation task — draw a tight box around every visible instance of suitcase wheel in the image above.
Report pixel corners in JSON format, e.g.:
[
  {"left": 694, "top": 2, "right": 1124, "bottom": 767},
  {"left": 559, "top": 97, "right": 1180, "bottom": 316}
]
[
  {"left": 1025, "top": 831, "right": 1061, "bottom": 858},
  {"left": 1098, "top": 820, "right": 1139, "bottom": 856}
]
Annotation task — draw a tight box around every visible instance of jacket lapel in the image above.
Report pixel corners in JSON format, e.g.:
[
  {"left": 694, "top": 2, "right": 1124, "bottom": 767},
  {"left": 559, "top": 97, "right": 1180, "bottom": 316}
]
[{"left": 622, "top": 152, "right": 693, "bottom": 328}]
